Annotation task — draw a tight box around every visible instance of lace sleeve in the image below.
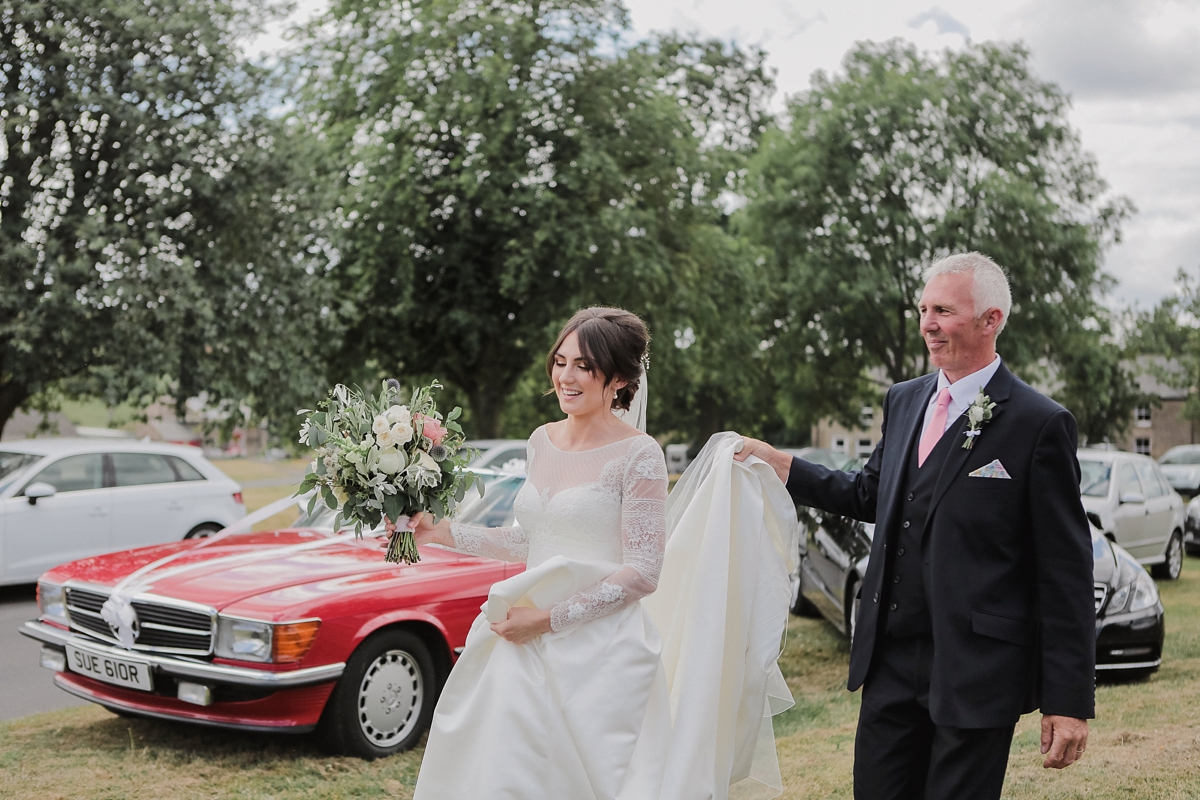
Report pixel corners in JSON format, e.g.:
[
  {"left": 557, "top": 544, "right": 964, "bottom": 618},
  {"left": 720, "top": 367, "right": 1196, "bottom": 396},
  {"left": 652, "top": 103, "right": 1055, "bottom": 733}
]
[
  {"left": 448, "top": 521, "right": 529, "bottom": 563},
  {"left": 549, "top": 438, "right": 667, "bottom": 631}
]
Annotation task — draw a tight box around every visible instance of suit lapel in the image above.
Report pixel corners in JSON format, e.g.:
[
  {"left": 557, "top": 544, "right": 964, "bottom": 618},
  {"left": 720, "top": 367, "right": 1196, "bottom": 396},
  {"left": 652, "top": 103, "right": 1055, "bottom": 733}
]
[
  {"left": 928, "top": 362, "right": 1015, "bottom": 513},
  {"left": 896, "top": 375, "right": 937, "bottom": 470}
]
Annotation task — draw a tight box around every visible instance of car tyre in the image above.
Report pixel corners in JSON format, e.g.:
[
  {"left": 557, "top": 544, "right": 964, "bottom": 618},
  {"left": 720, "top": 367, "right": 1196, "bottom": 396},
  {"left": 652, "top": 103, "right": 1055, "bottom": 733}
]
[
  {"left": 1153, "top": 530, "right": 1184, "bottom": 581},
  {"left": 790, "top": 563, "right": 822, "bottom": 618},
  {"left": 185, "top": 522, "right": 223, "bottom": 540},
  {"left": 317, "top": 628, "right": 437, "bottom": 760}
]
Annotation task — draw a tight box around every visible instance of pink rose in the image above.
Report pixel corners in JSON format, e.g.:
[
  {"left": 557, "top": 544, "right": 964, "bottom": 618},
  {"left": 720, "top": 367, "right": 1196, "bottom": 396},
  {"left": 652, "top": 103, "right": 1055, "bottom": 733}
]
[{"left": 416, "top": 414, "right": 448, "bottom": 445}]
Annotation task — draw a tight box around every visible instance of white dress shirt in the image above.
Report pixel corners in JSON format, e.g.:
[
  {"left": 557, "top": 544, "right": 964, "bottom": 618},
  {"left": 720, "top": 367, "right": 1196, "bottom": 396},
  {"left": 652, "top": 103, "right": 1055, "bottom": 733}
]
[{"left": 919, "top": 355, "right": 1002, "bottom": 441}]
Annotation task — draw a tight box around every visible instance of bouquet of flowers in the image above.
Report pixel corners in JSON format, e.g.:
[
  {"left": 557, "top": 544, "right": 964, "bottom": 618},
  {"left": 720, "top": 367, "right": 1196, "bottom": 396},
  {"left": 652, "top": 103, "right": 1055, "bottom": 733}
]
[{"left": 295, "top": 380, "right": 479, "bottom": 563}]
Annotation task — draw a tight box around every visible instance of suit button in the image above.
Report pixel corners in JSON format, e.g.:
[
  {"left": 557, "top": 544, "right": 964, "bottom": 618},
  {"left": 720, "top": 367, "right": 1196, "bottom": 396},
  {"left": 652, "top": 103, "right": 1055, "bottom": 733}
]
[
  {"left": 873, "top": 592, "right": 880, "bottom": 603},
  {"left": 907, "top": 493, "right": 914, "bottom": 501},
  {"left": 903, "top": 520, "right": 911, "bottom": 529},
  {"left": 889, "top": 603, "right": 897, "bottom": 611},
  {"left": 894, "top": 575, "right": 901, "bottom": 583},
  {"left": 898, "top": 548, "right": 906, "bottom": 556}
]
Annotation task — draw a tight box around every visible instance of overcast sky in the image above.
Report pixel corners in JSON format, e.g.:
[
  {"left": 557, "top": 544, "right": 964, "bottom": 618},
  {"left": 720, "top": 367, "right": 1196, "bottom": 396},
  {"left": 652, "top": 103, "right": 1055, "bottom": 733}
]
[{"left": 252, "top": 0, "right": 1200, "bottom": 309}]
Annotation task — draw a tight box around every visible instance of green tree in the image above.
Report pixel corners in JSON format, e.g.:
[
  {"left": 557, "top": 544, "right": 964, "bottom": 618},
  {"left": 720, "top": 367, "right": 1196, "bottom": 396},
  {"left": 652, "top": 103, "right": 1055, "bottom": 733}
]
[
  {"left": 1053, "top": 327, "right": 1147, "bottom": 446},
  {"left": 0, "top": 0, "right": 333, "bottom": 438},
  {"left": 295, "top": 0, "right": 773, "bottom": 438},
  {"left": 1129, "top": 267, "right": 1200, "bottom": 425},
  {"left": 739, "top": 40, "right": 1131, "bottom": 432}
]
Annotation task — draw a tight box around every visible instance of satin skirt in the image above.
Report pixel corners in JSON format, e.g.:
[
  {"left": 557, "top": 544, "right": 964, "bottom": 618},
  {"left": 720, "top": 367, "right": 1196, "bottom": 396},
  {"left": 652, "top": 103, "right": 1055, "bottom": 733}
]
[{"left": 413, "top": 595, "right": 671, "bottom": 800}]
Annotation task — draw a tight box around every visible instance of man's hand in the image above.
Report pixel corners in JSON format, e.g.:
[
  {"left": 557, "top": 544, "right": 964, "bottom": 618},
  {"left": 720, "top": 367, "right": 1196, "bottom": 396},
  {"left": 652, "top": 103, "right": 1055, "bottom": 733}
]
[
  {"left": 1040, "top": 714, "right": 1088, "bottom": 769},
  {"left": 733, "top": 436, "right": 792, "bottom": 485},
  {"left": 490, "top": 606, "right": 552, "bottom": 644}
]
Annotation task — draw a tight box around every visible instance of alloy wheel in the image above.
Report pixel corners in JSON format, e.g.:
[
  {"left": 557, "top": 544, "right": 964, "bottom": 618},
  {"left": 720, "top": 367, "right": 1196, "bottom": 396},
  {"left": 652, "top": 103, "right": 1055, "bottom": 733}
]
[{"left": 357, "top": 648, "right": 424, "bottom": 747}]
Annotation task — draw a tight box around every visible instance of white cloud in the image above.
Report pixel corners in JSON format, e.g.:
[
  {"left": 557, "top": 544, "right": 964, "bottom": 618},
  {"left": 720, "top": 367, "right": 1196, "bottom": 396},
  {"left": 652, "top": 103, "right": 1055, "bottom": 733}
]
[
  {"left": 908, "top": 7, "right": 972, "bottom": 41},
  {"left": 1006, "top": 0, "right": 1200, "bottom": 99}
]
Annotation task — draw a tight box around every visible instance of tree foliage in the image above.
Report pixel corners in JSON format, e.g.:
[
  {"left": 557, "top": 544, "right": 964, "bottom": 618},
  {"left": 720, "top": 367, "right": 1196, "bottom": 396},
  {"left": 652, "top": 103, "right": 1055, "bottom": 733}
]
[
  {"left": 1129, "top": 267, "right": 1200, "bottom": 424},
  {"left": 295, "top": 0, "right": 773, "bottom": 438},
  {"left": 1052, "top": 326, "right": 1148, "bottom": 446},
  {"left": 740, "top": 40, "right": 1132, "bottom": 432},
  {"left": 0, "top": 0, "right": 331, "bottom": 437}
]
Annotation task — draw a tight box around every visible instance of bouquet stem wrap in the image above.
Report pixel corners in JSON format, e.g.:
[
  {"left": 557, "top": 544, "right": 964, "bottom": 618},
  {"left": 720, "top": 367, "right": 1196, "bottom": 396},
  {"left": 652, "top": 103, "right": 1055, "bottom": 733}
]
[{"left": 296, "top": 381, "right": 480, "bottom": 564}]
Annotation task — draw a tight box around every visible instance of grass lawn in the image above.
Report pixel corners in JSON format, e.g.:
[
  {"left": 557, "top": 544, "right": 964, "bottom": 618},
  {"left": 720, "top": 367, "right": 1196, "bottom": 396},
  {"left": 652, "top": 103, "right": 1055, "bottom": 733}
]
[{"left": 5, "top": 548, "right": 1200, "bottom": 798}]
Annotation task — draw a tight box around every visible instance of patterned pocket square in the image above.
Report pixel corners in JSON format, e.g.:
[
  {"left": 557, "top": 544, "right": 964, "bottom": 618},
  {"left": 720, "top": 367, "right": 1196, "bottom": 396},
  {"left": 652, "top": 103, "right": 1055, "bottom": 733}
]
[{"left": 969, "top": 459, "right": 1011, "bottom": 479}]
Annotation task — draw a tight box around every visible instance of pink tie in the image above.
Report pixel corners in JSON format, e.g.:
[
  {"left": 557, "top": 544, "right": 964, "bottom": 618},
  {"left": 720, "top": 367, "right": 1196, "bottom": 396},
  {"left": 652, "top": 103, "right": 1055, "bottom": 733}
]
[{"left": 918, "top": 388, "right": 952, "bottom": 467}]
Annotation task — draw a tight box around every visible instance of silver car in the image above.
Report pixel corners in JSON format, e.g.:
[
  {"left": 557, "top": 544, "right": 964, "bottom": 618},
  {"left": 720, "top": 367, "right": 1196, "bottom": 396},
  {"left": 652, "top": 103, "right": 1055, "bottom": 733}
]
[
  {"left": 1078, "top": 449, "right": 1186, "bottom": 580},
  {"left": 1159, "top": 445, "right": 1200, "bottom": 496}
]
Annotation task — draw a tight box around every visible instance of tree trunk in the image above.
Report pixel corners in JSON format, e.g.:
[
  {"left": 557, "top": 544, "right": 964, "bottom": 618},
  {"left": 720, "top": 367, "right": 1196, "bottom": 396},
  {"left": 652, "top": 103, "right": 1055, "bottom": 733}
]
[
  {"left": 469, "top": 387, "right": 506, "bottom": 439},
  {"left": 0, "top": 382, "right": 30, "bottom": 441}
]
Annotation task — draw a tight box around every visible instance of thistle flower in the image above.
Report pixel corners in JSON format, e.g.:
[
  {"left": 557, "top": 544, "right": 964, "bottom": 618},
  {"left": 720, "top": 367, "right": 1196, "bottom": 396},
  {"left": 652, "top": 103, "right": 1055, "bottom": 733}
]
[{"left": 429, "top": 444, "right": 448, "bottom": 462}]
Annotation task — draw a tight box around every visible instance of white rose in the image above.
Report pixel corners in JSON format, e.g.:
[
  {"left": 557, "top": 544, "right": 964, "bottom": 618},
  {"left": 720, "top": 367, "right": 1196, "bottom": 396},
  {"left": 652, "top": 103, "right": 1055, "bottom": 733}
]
[
  {"left": 416, "top": 450, "right": 439, "bottom": 472},
  {"left": 377, "top": 449, "right": 406, "bottom": 475},
  {"left": 385, "top": 405, "right": 411, "bottom": 426},
  {"left": 372, "top": 415, "right": 390, "bottom": 435},
  {"left": 376, "top": 428, "right": 395, "bottom": 448},
  {"left": 391, "top": 421, "right": 414, "bottom": 444}
]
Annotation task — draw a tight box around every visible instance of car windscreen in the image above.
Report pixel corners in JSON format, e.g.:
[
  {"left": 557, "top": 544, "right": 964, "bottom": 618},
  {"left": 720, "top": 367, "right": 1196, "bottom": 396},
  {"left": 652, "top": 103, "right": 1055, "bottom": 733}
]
[
  {"left": 0, "top": 452, "right": 41, "bottom": 493},
  {"left": 1079, "top": 460, "right": 1111, "bottom": 497},
  {"left": 1161, "top": 449, "right": 1200, "bottom": 465}
]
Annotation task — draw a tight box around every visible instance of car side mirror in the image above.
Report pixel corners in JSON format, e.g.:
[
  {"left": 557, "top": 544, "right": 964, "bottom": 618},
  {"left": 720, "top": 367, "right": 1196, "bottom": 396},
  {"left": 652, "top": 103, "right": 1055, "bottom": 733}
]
[
  {"left": 25, "top": 482, "right": 57, "bottom": 505},
  {"left": 1120, "top": 491, "right": 1145, "bottom": 505}
]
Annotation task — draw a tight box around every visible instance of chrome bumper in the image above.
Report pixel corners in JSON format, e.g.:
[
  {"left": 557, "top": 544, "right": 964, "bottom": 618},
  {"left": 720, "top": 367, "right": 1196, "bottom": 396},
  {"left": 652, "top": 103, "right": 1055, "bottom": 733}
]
[
  {"left": 1095, "top": 658, "right": 1162, "bottom": 671},
  {"left": 21, "top": 619, "right": 344, "bottom": 689}
]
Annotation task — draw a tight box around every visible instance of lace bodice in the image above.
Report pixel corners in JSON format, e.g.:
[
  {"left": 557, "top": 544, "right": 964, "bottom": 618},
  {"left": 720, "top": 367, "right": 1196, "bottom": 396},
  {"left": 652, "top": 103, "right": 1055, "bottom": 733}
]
[{"left": 450, "top": 425, "right": 668, "bottom": 632}]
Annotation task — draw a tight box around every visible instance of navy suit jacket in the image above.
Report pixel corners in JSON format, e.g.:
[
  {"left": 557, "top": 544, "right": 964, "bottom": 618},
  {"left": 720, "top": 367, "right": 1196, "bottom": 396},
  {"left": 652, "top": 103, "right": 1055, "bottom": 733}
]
[{"left": 787, "top": 363, "right": 1096, "bottom": 728}]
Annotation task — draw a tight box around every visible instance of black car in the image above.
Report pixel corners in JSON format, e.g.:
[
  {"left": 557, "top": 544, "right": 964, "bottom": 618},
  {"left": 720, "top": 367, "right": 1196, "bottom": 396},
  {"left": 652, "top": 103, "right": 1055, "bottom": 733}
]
[{"left": 791, "top": 468, "right": 1165, "bottom": 678}]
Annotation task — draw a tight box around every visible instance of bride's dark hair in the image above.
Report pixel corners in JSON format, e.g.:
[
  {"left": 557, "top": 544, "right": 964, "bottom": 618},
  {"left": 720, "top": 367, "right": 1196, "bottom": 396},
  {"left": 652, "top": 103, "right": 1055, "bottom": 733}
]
[{"left": 546, "top": 307, "right": 649, "bottom": 411}]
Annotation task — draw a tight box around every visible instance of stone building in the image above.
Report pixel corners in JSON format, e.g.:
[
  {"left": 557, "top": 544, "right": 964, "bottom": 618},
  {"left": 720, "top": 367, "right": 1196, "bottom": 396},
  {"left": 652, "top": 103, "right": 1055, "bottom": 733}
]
[{"left": 1122, "top": 357, "right": 1196, "bottom": 459}]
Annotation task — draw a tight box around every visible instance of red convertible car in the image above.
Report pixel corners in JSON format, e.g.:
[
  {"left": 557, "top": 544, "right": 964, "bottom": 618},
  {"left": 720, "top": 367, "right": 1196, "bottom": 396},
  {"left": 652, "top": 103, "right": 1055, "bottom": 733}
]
[{"left": 20, "top": 492, "right": 521, "bottom": 759}]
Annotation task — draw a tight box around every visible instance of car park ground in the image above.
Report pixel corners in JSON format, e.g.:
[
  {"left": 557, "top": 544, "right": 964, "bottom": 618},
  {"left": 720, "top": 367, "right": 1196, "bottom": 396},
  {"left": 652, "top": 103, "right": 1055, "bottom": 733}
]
[{"left": 5, "top": 546, "right": 1200, "bottom": 796}]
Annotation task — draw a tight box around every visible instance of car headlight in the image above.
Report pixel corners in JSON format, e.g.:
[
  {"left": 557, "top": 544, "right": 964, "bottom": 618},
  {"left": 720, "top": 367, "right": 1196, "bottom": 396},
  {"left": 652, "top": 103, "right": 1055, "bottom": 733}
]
[
  {"left": 1129, "top": 571, "right": 1160, "bottom": 613},
  {"left": 37, "top": 581, "right": 68, "bottom": 626},
  {"left": 215, "top": 617, "right": 273, "bottom": 662},
  {"left": 1107, "top": 584, "right": 1130, "bottom": 614},
  {"left": 214, "top": 616, "right": 321, "bottom": 663}
]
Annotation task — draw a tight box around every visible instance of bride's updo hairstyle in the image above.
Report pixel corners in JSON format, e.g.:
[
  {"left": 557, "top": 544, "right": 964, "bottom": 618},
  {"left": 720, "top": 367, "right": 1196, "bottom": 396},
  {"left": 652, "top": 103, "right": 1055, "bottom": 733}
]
[{"left": 546, "top": 307, "right": 649, "bottom": 411}]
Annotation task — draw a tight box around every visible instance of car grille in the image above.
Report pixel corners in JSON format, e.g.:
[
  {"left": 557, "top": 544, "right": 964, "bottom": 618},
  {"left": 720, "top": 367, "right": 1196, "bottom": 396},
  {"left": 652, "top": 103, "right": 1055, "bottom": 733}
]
[
  {"left": 64, "top": 586, "right": 215, "bottom": 656},
  {"left": 1094, "top": 583, "right": 1108, "bottom": 616}
]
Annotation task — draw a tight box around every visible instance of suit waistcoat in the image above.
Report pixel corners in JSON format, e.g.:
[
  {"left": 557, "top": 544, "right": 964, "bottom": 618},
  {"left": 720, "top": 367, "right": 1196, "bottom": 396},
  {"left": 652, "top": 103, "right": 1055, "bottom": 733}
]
[{"left": 883, "top": 412, "right": 964, "bottom": 638}]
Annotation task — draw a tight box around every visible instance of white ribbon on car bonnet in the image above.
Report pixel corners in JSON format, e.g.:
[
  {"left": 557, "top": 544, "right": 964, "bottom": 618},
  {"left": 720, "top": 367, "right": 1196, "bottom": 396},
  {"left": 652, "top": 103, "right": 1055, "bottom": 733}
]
[{"left": 98, "top": 496, "right": 370, "bottom": 646}]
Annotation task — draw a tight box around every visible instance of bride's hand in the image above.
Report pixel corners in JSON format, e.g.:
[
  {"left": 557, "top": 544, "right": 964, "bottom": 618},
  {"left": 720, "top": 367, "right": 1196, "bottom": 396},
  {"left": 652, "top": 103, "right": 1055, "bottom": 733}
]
[
  {"left": 383, "top": 512, "right": 453, "bottom": 549},
  {"left": 491, "top": 607, "right": 553, "bottom": 645}
]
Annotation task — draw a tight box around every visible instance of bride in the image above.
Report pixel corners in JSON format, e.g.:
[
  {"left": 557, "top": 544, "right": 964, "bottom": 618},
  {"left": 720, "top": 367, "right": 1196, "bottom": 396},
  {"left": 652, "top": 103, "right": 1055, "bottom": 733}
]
[{"left": 405, "top": 307, "right": 797, "bottom": 800}]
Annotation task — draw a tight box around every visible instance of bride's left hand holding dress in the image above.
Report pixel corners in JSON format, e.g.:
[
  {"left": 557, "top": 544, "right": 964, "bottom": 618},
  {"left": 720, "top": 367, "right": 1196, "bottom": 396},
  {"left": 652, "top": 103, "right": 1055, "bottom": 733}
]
[{"left": 395, "top": 512, "right": 555, "bottom": 644}]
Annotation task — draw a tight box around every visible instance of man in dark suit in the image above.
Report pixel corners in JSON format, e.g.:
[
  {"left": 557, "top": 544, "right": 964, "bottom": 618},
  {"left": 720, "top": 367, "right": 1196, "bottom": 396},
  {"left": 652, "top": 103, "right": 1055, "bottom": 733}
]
[{"left": 738, "top": 253, "right": 1095, "bottom": 799}]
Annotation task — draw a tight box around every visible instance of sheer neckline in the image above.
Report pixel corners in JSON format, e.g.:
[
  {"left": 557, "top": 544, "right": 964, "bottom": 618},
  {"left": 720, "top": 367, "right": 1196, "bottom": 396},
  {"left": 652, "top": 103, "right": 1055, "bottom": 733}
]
[{"left": 538, "top": 424, "right": 649, "bottom": 454}]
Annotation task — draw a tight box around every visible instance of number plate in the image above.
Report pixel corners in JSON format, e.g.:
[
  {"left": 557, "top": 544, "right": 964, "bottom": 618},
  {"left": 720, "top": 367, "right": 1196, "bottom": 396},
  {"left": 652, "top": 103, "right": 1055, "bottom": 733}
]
[{"left": 65, "top": 643, "right": 153, "bottom": 691}]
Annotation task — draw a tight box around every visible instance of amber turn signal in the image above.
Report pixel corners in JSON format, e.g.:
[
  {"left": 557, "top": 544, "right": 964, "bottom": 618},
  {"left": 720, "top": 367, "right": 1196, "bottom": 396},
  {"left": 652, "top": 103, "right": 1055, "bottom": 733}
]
[{"left": 272, "top": 620, "right": 321, "bottom": 663}]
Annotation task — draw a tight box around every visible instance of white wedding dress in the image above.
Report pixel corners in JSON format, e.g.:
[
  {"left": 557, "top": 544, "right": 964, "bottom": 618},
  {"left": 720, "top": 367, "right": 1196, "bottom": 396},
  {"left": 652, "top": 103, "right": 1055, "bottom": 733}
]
[{"left": 413, "top": 428, "right": 797, "bottom": 800}]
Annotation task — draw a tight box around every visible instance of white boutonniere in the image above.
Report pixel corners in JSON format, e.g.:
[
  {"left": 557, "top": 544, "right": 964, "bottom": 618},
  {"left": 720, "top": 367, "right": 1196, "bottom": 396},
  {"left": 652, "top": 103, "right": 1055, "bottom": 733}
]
[{"left": 962, "top": 389, "right": 997, "bottom": 450}]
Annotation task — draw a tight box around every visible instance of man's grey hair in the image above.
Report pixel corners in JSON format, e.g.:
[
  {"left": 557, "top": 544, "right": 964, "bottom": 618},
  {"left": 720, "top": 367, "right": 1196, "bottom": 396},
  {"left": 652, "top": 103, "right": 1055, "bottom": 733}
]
[{"left": 922, "top": 252, "right": 1012, "bottom": 336}]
